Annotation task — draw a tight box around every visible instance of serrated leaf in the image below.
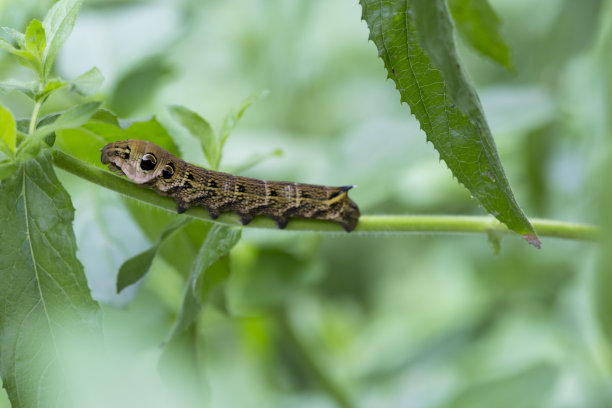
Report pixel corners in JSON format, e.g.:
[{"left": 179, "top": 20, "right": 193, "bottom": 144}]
[
  {"left": 360, "top": 0, "right": 539, "bottom": 247},
  {"left": 117, "top": 218, "right": 191, "bottom": 293},
  {"left": 25, "top": 19, "right": 46, "bottom": 60},
  {"left": 70, "top": 66, "right": 103, "bottom": 96},
  {"left": 448, "top": 0, "right": 513, "bottom": 70},
  {"left": 168, "top": 105, "right": 218, "bottom": 169},
  {"left": 42, "top": 0, "right": 82, "bottom": 79},
  {"left": 0, "top": 103, "right": 16, "bottom": 157},
  {"left": 168, "top": 225, "right": 242, "bottom": 339},
  {"left": 0, "top": 152, "right": 101, "bottom": 407},
  {"left": 219, "top": 91, "right": 268, "bottom": 150}
]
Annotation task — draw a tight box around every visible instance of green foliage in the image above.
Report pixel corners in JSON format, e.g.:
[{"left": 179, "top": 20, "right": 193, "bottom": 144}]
[
  {"left": 0, "top": 153, "right": 100, "bottom": 407},
  {"left": 24, "top": 20, "right": 46, "bottom": 64},
  {"left": 228, "top": 244, "right": 322, "bottom": 314},
  {"left": 41, "top": 0, "right": 82, "bottom": 79},
  {"left": 117, "top": 218, "right": 191, "bottom": 293},
  {"left": 0, "top": 26, "right": 43, "bottom": 77},
  {"left": 360, "top": 0, "right": 539, "bottom": 247},
  {"left": 594, "top": 1, "right": 612, "bottom": 367},
  {"left": 18, "top": 101, "right": 102, "bottom": 160},
  {"left": 168, "top": 93, "right": 264, "bottom": 171},
  {"left": 169, "top": 225, "right": 242, "bottom": 339},
  {"left": 0, "top": 0, "right": 606, "bottom": 407},
  {"left": 70, "top": 67, "right": 104, "bottom": 96},
  {"left": 0, "top": 0, "right": 81, "bottom": 82},
  {"left": 218, "top": 91, "right": 268, "bottom": 152},
  {"left": 0, "top": 161, "right": 17, "bottom": 180},
  {"left": 0, "top": 103, "right": 16, "bottom": 159},
  {"left": 108, "top": 55, "right": 173, "bottom": 117},
  {"left": 168, "top": 105, "right": 218, "bottom": 169},
  {"left": 448, "top": 0, "right": 513, "bottom": 69},
  {"left": 443, "top": 363, "right": 558, "bottom": 408},
  {"left": 57, "top": 116, "right": 179, "bottom": 165}
]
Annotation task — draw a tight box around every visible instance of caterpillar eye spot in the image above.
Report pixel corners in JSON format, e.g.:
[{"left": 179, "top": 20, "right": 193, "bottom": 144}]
[
  {"left": 162, "top": 163, "right": 175, "bottom": 179},
  {"left": 141, "top": 153, "right": 157, "bottom": 171}
]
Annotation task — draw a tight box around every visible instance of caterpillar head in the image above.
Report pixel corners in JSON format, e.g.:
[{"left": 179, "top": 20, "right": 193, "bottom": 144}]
[{"left": 101, "top": 140, "right": 182, "bottom": 192}]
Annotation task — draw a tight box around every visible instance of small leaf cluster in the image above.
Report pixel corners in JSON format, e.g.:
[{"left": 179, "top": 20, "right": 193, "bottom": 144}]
[
  {"left": 168, "top": 91, "right": 268, "bottom": 171},
  {"left": 0, "top": 0, "right": 102, "bottom": 172}
]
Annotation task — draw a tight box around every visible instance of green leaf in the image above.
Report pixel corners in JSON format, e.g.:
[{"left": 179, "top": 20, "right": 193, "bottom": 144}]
[
  {"left": 168, "top": 225, "right": 242, "bottom": 338},
  {"left": 168, "top": 105, "right": 218, "bottom": 170},
  {"left": 360, "top": 0, "right": 540, "bottom": 247},
  {"left": 0, "top": 38, "right": 42, "bottom": 75},
  {"left": 56, "top": 115, "right": 179, "bottom": 166},
  {"left": 219, "top": 91, "right": 268, "bottom": 150},
  {"left": 116, "top": 218, "right": 191, "bottom": 293},
  {"left": 1, "top": 26, "right": 25, "bottom": 48},
  {"left": 0, "top": 152, "right": 101, "bottom": 407},
  {"left": 0, "top": 161, "right": 17, "bottom": 180},
  {"left": 90, "top": 108, "right": 119, "bottom": 126},
  {"left": 36, "top": 101, "right": 101, "bottom": 137},
  {"left": 0, "top": 79, "right": 37, "bottom": 99},
  {"left": 0, "top": 103, "right": 16, "bottom": 158},
  {"left": 70, "top": 66, "right": 104, "bottom": 96},
  {"left": 0, "top": 39, "right": 17, "bottom": 54},
  {"left": 37, "top": 101, "right": 99, "bottom": 136},
  {"left": 18, "top": 102, "right": 101, "bottom": 160},
  {"left": 38, "top": 77, "right": 69, "bottom": 101},
  {"left": 122, "top": 198, "right": 211, "bottom": 277},
  {"left": 24, "top": 19, "right": 46, "bottom": 60},
  {"left": 42, "top": 0, "right": 83, "bottom": 79},
  {"left": 448, "top": 0, "right": 513, "bottom": 70}
]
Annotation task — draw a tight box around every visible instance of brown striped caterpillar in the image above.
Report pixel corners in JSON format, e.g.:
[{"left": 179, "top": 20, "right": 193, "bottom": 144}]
[{"left": 101, "top": 140, "right": 360, "bottom": 231}]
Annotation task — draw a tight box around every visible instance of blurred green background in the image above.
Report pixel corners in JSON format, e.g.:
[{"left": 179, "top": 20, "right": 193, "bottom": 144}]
[{"left": 1, "top": 0, "right": 610, "bottom": 407}]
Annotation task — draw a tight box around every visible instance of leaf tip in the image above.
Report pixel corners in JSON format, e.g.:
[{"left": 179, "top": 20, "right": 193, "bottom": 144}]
[
  {"left": 115, "top": 272, "right": 128, "bottom": 294},
  {"left": 523, "top": 234, "right": 541, "bottom": 249}
]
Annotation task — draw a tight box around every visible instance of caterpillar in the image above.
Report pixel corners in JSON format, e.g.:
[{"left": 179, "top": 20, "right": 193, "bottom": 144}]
[{"left": 101, "top": 140, "right": 360, "bottom": 231}]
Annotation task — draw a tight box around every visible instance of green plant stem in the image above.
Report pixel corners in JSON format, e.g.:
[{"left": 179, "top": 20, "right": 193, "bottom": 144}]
[
  {"left": 52, "top": 150, "right": 599, "bottom": 242},
  {"left": 275, "top": 308, "right": 355, "bottom": 408},
  {"left": 28, "top": 100, "right": 43, "bottom": 136}
]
